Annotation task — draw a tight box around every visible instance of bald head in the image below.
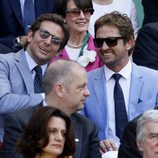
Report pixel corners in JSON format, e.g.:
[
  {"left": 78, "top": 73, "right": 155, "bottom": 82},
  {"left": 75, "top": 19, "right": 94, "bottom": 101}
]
[{"left": 42, "top": 59, "right": 86, "bottom": 95}]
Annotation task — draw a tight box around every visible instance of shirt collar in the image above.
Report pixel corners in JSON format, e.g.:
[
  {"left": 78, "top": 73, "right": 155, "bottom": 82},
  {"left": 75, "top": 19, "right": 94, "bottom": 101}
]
[
  {"left": 104, "top": 60, "right": 132, "bottom": 81},
  {"left": 25, "top": 51, "right": 48, "bottom": 74}
]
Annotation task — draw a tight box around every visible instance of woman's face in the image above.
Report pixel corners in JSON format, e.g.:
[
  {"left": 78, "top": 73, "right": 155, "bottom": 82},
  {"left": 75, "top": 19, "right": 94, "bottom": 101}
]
[
  {"left": 42, "top": 116, "right": 67, "bottom": 157},
  {"left": 65, "top": 0, "right": 92, "bottom": 33}
]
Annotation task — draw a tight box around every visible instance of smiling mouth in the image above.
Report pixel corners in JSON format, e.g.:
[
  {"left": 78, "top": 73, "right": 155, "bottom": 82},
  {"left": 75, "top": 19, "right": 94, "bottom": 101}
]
[{"left": 39, "top": 46, "right": 49, "bottom": 54}]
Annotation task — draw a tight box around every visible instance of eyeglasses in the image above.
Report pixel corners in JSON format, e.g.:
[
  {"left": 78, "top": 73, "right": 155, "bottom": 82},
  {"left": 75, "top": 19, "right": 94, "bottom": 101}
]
[
  {"left": 66, "top": 8, "right": 94, "bottom": 17},
  {"left": 93, "top": 37, "right": 123, "bottom": 48},
  {"left": 38, "top": 29, "right": 62, "bottom": 45}
]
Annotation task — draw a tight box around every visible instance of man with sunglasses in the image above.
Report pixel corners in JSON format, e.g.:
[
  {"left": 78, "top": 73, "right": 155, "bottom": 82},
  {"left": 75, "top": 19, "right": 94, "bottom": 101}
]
[
  {"left": 0, "top": 13, "right": 69, "bottom": 143},
  {"left": 83, "top": 11, "right": 158, "bottom": 155}
]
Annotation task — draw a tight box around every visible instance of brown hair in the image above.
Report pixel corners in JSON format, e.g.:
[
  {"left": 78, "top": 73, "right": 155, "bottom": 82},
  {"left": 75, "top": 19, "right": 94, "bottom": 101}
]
[
  {"left": 30, "top": 13, "right": 70, "bottom": 49},
  {"left": 94, "top": 11, "right": 134, "bottom": 55},
  {"left": 17, "top": 107, "right": 75, "bottom": 158},
  {"left": 55, "top": 0, "right": 94, "bottom": 18}
]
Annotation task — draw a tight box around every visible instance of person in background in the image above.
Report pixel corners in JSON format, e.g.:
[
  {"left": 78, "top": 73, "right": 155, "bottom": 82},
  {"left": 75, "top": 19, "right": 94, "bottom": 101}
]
[
  {"left": 0, "top": 13, "right": 69, "bottom": 143},
  {"left": 118, "top": 107, "right": 158, "bottom": 158},
  {"left": 17, "top": 106, "right": 75, "bottom": 158},
  {"left": 88, "top": 0, "right": 139, "bottom": 38},
  {"left": 133, "top": 22, "right": 158, "bottom": 70},
  {"left": 0, "top": 0, "right": 56, "bottom": 52},
  {"left": 83, "top": 11, "right": 158, "bottom": 155},
  {"left": 136, "top": 109, "right": 158, "bottom": 158},
  {"left": 51, "top": 0, "right": 102, "bottom": 72},
  {"left": 142, "top": 0, "right": 158, "bottom": 25},
  {"left": 1, "top": 59, "right": 101, "bottom": 158}
]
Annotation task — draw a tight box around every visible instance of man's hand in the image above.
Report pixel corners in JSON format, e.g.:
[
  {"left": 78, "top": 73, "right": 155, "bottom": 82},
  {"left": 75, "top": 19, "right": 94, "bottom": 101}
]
[
  {"left": 100, "top": 139, "right": 117, "bottom": 154},
  {"left": 19, "top": 36, "right": 28, "bottom": 47}
]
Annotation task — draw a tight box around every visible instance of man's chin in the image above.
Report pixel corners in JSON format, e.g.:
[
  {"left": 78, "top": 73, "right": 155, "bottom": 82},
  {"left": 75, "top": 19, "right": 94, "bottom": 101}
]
[{"left": 77, "top": 104, "right": 84, "bottom": 111}]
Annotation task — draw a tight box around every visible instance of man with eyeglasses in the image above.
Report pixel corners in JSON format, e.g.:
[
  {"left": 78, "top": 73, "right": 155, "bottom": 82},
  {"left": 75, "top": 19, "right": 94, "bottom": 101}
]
[
  {"left": 83, "top": 11, "right": 158, "bottom": 156},
  {"left": 0, "top": 13, "right": 69, "bottom": 144}
]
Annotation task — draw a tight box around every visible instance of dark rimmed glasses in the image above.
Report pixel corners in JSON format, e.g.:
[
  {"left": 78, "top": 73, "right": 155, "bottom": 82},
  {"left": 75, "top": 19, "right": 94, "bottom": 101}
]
[
  {"left": 93, "top": 37, "right": 124, "bottom": 48},
  {"left": 66, "top": 8, "right": 94, "bottom": 17},
  {"left": 38, "top": 28, "right": 62, "bottom": 46}
]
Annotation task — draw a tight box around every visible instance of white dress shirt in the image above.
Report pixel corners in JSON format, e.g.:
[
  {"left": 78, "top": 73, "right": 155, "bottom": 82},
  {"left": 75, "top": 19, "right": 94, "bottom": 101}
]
[{"left": 104, "top": 60, "right": 132, "bottom": 147}]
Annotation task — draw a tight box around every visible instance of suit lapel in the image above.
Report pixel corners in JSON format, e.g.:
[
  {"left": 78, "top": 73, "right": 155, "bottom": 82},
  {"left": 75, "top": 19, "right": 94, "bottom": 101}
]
[
  {"left": 14, "top": 49, "right": 34, "bottom": 93},
  {"left": 92, "top": 67, "right": 109, "bottom": 135},
  {"left": 71, "top": 115, "right": 82, "bottom": 158},
  {"left": 128, "top": 63, "right": 143, "bottom": 119},
  {"left": 9, "top": 0, "right": 23, "bottom": 27}
]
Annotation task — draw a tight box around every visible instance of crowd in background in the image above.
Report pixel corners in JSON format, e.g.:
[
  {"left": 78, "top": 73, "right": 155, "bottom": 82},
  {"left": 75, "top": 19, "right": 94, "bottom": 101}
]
[{"left": 1, "top": 0, "right": 158, "bottom": 158}]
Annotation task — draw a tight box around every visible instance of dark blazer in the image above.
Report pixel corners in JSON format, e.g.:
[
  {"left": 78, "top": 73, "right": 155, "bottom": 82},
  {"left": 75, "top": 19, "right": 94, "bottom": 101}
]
[
  {"left": 0, "top": 0, "right": 56, "bottom": 51},
  {"left": 118, "top": 115, "right": 142, "bottom": 158},
  {"left": 133, "top": 22, "right": 158, "bottom": 70},
  {"left": 1, "top": 106, "right": 101, "bottom": 158},
  {"left": 0, "top": 44, "right": 11, "bottom": 54},
  {"left": 142, "top": 0, "right": 158, "bottom": 25}
]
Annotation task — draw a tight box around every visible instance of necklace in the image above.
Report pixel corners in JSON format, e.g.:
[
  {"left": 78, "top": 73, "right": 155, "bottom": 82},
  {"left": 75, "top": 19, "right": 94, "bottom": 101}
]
[{"left": 67, "top": 42, "right": 84, "bottom": 48}]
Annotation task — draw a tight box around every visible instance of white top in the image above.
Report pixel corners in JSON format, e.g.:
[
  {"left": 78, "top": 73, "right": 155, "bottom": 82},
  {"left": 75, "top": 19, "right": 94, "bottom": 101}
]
[
  {"left": 104, "top": 60, "right": 132, "bottom": 147},
  {"left": 88, "top": 0, "right": 139, "bottom": 37},
  {"left": 102, "top": 151, "right": 118, "bottom": 158},
  {"left": 65, "top": 45, "right": 81, "bottom": 61}
]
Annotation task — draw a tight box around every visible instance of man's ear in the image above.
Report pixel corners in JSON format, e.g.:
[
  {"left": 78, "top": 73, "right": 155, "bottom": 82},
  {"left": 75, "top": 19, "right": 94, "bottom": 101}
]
[
  {"left": 55, "top": 83, "right": 64, "bottom": 97},
  {"left": 137, "top": 141, "right": 143, "bottom": 152},
  {"left": 126, "top": 38, "right": 135, "bottom": 51},
  {"left": 27, "top": 30, "right": 33, "bottom": 42}
]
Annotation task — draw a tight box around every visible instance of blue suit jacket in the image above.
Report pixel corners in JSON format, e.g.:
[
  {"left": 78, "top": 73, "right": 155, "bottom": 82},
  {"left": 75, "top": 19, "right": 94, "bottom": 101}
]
[
  {"left": 0, "top": 49, "right": 43, "bottom": 140},
  {"left": 84, "top": 63, "right": 158, "bottom": 140},
  {"left": 0, "top": 0, "right": 55, "bottom": 50}
]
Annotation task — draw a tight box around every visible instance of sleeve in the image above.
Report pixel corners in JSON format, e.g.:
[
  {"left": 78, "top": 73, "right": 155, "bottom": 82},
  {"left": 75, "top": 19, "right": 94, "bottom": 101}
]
[
  {"left": 0, "top": 56, "right": 43, "bottom": 114},
  {"left": 88, "top": 122, "right": 101, "bottom": 158}
]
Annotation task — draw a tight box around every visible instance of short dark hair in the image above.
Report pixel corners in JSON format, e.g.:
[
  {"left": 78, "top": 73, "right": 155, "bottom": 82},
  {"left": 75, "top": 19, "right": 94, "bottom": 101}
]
[
  {"left": 94, "top": 11, "right": 134, "bottom": 43},
  {"left": 30, "top": 13, "right": 70, "bottom": 49},
  {"left": 55, "top": 0, "right": 93, "bottom": 18},
  {"left": 94, "top": 11, "right": 134, "bottom": 55},
  {"left": 17, "top": 107, "right": 75, "bottom": 158}
]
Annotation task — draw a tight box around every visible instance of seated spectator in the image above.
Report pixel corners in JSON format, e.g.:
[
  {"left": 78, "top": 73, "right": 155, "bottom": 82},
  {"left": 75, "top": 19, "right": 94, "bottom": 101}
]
[
  {"left": 83, "top": 11, "right": 158, "bottom": 156},
  {"left": 51, "top": 0, "right": 102, "bottom": 72},
  {"left": 142, "top": 0, "right": 158, "bottom": 25},
  {"left": 1, "top": 59, "right": 101, "bottom": 158},
  {"left": 17, "top": 106, "right": 75, "bottom": 158},
  {"left": 118, "top": 115, "right": 141, "bottom": 158},
  {"left": 118, "top": 107, "right": 158, "bottom": 158},
  {"left": 88, "top": 0, "right": 139, "bottom": 37},
  {"left": 136, "top": 109, "right": 158, "bottom": 158},
  {"left": 0, "top": 13, "right": 69, "bottom": 142},
  {"left": 0, "top": 0, "right": 56, "bottom": 52},
  {"left": 133, "top": 22, "right": 158, "bottom": 70}
]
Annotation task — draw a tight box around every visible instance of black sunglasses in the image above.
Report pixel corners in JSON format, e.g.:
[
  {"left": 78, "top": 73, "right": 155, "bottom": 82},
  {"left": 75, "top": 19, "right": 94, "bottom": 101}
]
[
  {"left": 93, "top": 37, "right": 123, "bottom": 48},
  {"left": 39, "top": 29, "right": 62, "bottom": 45},
  {"left": 66, "top": 8, "right": 94, "bottom": 17}
]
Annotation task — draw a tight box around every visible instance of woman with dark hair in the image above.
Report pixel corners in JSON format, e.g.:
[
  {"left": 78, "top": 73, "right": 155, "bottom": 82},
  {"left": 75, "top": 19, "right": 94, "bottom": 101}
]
[
  {"left": 51, "top": 0, "right": 102, "bottom": 72},
  {"left": 17, "top": 107, "right": 75, "bottom": 158}
]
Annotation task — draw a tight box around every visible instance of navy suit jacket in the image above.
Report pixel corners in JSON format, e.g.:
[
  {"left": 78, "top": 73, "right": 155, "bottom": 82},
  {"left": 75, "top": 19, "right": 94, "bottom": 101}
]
[
  {"left": 0, "top": 0, "right": 56, "bottom": 51},
  {"left": 1, "top": 106, "right": 101, "bottom": 158},
  {"left": 133, "top": 22, "right": 158, "bottom": 70},
  {"left": 142, "top": 0, "right": 158, "bottom": 25}
]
